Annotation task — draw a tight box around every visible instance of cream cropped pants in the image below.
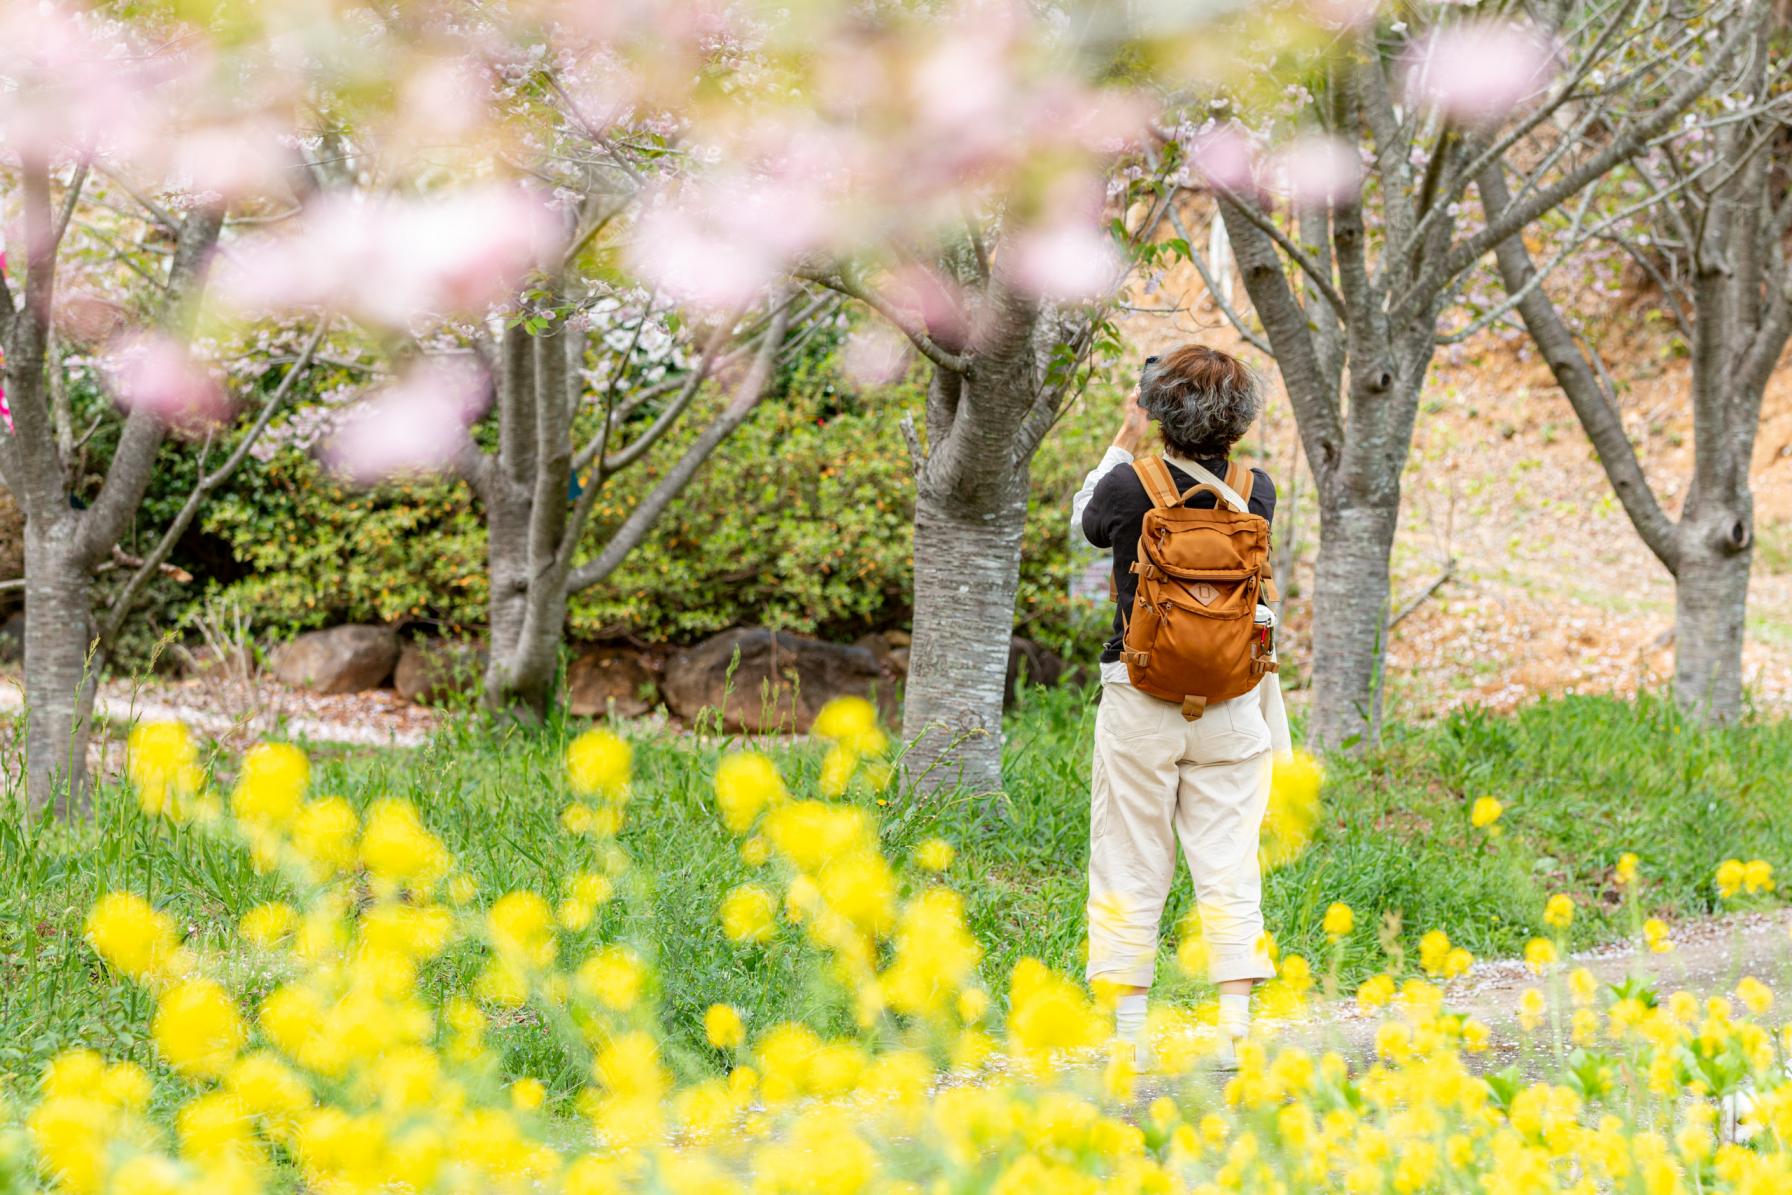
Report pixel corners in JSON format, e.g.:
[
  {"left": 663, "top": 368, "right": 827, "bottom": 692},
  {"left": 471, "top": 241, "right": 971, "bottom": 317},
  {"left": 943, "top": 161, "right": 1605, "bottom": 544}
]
[{"left": 1086, "top": 679, "right": 1277, "bottom": 989}]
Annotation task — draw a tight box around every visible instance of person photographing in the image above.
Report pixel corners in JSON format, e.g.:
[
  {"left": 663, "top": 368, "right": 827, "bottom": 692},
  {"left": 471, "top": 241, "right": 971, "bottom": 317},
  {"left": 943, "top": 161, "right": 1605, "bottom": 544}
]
[{"left": 1070, "top": 344, "right": 1290, "bottom": 1068}]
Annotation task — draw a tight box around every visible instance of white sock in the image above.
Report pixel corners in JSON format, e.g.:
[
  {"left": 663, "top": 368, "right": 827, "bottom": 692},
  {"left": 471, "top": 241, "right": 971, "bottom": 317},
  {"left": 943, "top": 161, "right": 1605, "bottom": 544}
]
[
  {"left": 1115, "top": 994, "right": 1148, "bottom": 1042},
  {"left": 1218, "top": 993, "right": 1251, "bottom": 1039}
]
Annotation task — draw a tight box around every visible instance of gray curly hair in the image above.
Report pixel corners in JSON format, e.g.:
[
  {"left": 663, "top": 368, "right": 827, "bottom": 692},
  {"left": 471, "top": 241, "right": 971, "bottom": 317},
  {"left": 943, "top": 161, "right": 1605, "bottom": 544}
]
[{"left": 1139, "top": 344, "right": 1264, "bottom": 459}]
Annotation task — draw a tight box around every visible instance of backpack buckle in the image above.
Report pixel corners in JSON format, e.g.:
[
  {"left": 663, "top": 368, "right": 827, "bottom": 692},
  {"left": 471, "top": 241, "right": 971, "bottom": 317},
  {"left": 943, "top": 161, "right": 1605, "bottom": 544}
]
[{"left": 1179, "top": 695, "right": 1206, "bottom": 721}]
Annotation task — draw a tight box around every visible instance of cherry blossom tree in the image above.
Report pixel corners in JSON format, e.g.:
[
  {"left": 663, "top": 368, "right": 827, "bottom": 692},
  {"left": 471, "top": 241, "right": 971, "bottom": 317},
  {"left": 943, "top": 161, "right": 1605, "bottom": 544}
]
[
  {"left": 1483, "top": 0, "right": 1792, "bottom": 722},
  {"left": 0, "top": 8, "right": 329, "bottom": 809},
  {"left": 1177, "top": 0, "right": 1757, "bottom": 750}
]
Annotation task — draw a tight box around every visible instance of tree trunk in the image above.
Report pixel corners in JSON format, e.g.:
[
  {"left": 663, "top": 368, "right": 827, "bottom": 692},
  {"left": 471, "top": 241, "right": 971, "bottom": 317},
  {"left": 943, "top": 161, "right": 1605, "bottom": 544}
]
[
  {"left": 481, "top": 480, "right": 562, "bottom": 719},
  {"left": 1307, "top": 498, "right": 1399, "bottom": 751},
  {"left": 1673, "top": 508, "right": 1753, "bottom": 723},
  {"left": 22, "top": 519, "right": 99, "bottom": 812},
  {"left": 903, "top": 480, "right": 1028, "bottom": 799}
]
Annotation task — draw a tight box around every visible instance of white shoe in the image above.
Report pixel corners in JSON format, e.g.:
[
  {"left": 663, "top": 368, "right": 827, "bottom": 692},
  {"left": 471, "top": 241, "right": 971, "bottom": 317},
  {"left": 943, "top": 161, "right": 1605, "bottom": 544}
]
[
  {"left": 1113, "top": 1034, "right": 1150, "bottom": 1072},
  {"left": 1211, "top": 1030, "right": 1243, "bottom": 1071}
]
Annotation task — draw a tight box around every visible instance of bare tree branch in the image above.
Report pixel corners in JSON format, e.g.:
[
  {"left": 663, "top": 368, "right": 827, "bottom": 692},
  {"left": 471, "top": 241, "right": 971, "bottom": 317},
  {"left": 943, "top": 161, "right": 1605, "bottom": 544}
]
[
  {"left": 1208, "top": 184, "right": 1346, "bottom": 320},
  {"left": 567, "top": 296, "right": 794, "bottom": 592},
  {"left": 1166, "top": 204, "right": 1273, "bottom": 355},
  {"left": 798, "top": 266, "right": 973, "bottom": 373},
  {"left": 98, "top": 322, "right": 328, "bottom": 644},
  {"left": 76, "top": 205, "right": 226, "bottom": 565},
  {"left": 1480, "top": 164, "right": 1681, "bottom": 572},
  {"left": 1399, "top": 11, "right": 1757, "bottom": 320}
]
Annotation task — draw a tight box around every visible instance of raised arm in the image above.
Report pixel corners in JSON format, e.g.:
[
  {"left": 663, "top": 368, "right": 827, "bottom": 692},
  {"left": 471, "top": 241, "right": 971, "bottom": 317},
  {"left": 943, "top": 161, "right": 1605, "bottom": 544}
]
[{"left": 1071, "top": 387, "right": 1147, "bottom": 547}]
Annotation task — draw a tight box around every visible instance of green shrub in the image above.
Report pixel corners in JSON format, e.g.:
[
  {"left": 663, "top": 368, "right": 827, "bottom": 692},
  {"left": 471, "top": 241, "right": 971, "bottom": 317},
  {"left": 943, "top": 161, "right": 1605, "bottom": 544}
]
[{"left": 194, "top": 335, "right": 1130, "bottom": 653}]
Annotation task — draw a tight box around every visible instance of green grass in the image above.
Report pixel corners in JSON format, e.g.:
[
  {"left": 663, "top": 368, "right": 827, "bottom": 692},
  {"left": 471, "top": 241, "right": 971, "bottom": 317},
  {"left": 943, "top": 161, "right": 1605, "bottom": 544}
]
[{"left": 3, "top": 688, "right": 1790, "bottom": 1103}]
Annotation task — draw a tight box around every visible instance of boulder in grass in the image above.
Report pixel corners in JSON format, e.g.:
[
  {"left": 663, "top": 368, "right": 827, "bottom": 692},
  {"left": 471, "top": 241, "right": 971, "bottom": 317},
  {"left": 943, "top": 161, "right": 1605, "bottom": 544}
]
[
  {"left": 664, "top": 628, "right": 884, "bottom": 733},
  {"left": 566, "top": 645, "right": 656, "bottom": 719},
  {"left": 395, "top": 638, "right": 487, "bottom": 706},
  {"left": 272, "top": 624, "right": 400, "bottom": 694}
]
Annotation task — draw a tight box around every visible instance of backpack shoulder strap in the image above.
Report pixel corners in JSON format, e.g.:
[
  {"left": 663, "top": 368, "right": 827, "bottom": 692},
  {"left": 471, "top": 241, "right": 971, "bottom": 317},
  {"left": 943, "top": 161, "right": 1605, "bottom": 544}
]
[
  {"left": 1131, "top": 457, "right": 1182, "bottom": 510},
  {"left": 1224, "top": 459, "right": 1254, "bottom": 505},
  {"left": 1174, "top": 458, "right": 1251, "bottom": 514}
]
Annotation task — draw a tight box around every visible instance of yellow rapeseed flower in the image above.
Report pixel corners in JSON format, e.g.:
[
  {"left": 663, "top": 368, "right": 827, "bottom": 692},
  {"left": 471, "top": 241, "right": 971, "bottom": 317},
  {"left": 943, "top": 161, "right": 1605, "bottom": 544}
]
[
  {"left": 358, "top": 798, "right": 450, "bottom": 892},
  {"left": 1518, "top": 988, "right": 1547, "bottom": 1032},
  {"left": 915, "top": 838, "right": 956, "bottom": 872},
  {"left": 1644, "top": 918, "right": 1673, "bottom": 954},
  {"left": 230, "top": 742, "right": 309, "bottom": 827},
  {"left": 1261, "top": 751, "right": 1323, "bottom": 868},
  {"left": 575, "top": 946, "right": 645, "bottom": 1012},
  {"left": 812, "top": 696, "right": 886, "bottom": 756},
  {"left": 1614, "top": 852, "right": 1639, "bottom": 886},
  {"left": 488, "top": 891, "right": 557, "bottom": 969},
  {"left": 714, "top": 751, "right": 785, "bottom": 835},
  {"left": 510, "top": 1078, "right": 546, "bottom": 1112},
  {"left": 1743, "top": 859, "right": 1774, "bottom": 894},
  {"left": 128, "top": 721, "right": 201, "bottom": 820},
  {"left": 1716, "top": 858, "right": 1745, "bottom": 899},
  {"left": 84, "top": 892, "right": 186, "bottom": 985},
  {"left": 153, "top": 979, "right": 246, "bottom": 1080},
  {"left": 1737, "top": 976, "right": 1773, "bottom": 1016},
  {"left": 721, "top": 885, "right": 777, "bottom": 944},
  {"left": 1470, "top": 796, "right": 1503, "bottom": 831},
  {"left": 1321, "top": 902, "right": 1354, "bottom": 940},
  {"left": 566, "top": 729, "right": 631, "bottom": 798},
  {"left": 705, "top": 1004, "right": 745, "bottom": 1050},
  {"left": 1524, "top": 938, "right": 1558, "bottom": 973},
  {"left": 1543, "top": 894, "right": 1574, "bottom": 931},
  {"left": 239, "top": 903, "right": 297, "bottom": 949}
]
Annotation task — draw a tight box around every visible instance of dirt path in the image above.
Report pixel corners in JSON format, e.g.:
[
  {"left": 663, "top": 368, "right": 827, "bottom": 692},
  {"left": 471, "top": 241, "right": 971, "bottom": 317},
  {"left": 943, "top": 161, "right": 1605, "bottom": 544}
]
[{"left": 1255, "top": 908, "right": 1792, "bottom": 1077}]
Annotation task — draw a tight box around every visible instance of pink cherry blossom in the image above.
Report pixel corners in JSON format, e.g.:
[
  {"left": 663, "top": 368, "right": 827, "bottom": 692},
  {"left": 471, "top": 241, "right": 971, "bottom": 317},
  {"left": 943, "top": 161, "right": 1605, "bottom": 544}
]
[
  {"left": 628, "top": 165, "right": 839, "bottom": 312},
  {"left": 1007, "top": 221, "right": 1124, "bottom": 302},
  {"left": 841, "top": 326, "right": 913, "bottom": 388},
  {"left": 1188, "top": 124, "right": 1258, "bottom": 194},
  {"left": 321, "top": 358, "right": 488, "bottom": 486},
  {"left": 1267, "top": 134, "right": 1363, "bottom": 209},
  {"left": 888, "top": 265, "right": 971, "bottom": 353},
  {"left": 1305, "top": 0, "right": 1381, "bottom": 30},
  {"left": 0, "top": 5, "right": 172, "bottom": 166},
  {"left": 218, "top": 186, "right": 559, "bottom": 325},
  {"left": 1403, "top": 22, "right": 1559, "bottom": 125},
  {"left": 103, "top": 334, "right": 231, "bottom": 433}
]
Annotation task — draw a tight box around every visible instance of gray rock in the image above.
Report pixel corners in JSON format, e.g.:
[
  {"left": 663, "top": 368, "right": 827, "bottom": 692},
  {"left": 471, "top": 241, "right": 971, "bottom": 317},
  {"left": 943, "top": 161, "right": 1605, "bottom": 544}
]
[
  {"left": 566, "top": 645, "right": 656, "bottom": 719},
  {"left": 272, "top": 625, "right": 400, "bottom": 694},
  {"left": 664, "top": 628, "right": 886, "bottom": 733},
  {"left": 395, "top": 638, "right": 486, "bottom": 706}
]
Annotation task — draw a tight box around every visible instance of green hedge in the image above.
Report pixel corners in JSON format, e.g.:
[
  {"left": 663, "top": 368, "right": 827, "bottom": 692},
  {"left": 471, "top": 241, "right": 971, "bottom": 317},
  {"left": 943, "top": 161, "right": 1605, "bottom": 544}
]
[{"left": 184, "top": 338, "right": 1125, "bottom": 654}]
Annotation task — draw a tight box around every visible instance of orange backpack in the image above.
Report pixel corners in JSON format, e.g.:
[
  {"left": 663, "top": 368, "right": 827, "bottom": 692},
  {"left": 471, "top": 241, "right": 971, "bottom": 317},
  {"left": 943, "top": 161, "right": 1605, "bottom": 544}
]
[{"left": 1121, "top": 457, "right": 1279, "bottom": 720}]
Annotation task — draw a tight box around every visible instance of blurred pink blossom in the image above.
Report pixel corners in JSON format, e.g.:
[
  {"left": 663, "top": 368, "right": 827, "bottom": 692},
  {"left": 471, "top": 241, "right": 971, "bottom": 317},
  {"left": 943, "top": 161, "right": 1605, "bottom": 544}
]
[
  {"left": 629, "top": 168, "right": 838, "bottom": 311},
  {"left": 1267, "top": 134, "right": 1362, "bottom": 209},
  {"left": 321, "top": 358, "right": 488, "bottom": 485},
  {"left": 169, "top": 121, "right": 292, "bottom": 200},
  {"left": 0, "top": 5, "right": 169, "bottom": 165},
  {"left": 103, "top": 334, "right": 231, "bottom": 433},
  {"left": 1188, "top": 124, "right": 1258, "bottom": 194},
  {"left": 888, "top": 265, "right": 970, "bottom": 353},
  {"left": 1306, "top": 0, "right": 1381, "bottom": 29},
  {"left": 1403, "top": 22, "right": 1559, "bottom": 125},
  {"left": 841, "top": 326, "right": 912, "bottom": 388},
  {"left": 1007, "top": 221, "right": 1124, "bottom": 302},
  {"left": 219, "top": 186, "right": 559, "bottom": 324}
]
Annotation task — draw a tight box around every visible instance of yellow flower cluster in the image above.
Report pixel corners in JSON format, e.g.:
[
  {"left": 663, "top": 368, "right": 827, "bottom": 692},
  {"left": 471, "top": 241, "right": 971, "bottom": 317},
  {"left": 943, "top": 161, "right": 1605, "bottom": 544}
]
[
  {"left": 1716, "top": 857, "right": 1775, "bottom": 900},
  {"left": 23, "top": 715, "right": 1792, "bottom": 1195},
  {"left": 1260, "top": 750, "right": 1323, "bottom": 868}
]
